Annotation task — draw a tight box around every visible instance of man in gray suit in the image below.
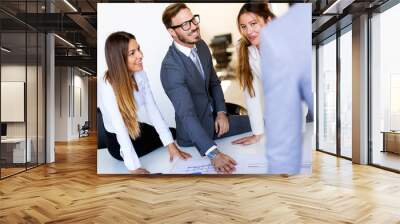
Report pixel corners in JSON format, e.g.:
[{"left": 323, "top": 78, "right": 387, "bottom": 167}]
[{"left": 161, "top": 3, "right": 251, "bottom": 174}]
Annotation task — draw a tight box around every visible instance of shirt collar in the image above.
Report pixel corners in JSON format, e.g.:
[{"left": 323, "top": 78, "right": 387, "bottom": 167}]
[
  {"left": 248, "top": 45, "right": 260, "bottom": 59},
  {"left": 174, "top": 41, "right": 196, "bottom": 57}
]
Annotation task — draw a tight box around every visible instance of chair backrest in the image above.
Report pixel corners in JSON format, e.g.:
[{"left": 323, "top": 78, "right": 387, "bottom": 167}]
[
  {"left": 225, "top": 102, "right": 247, "bottom": 116},
  {"left": 97, "top": 108, "right": 107, "bottom": 149},
  {"left": 82, "top": 121, "right": 90, "bottom": 129}
]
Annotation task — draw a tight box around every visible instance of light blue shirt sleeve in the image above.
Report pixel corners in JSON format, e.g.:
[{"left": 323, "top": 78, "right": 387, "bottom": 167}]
[{"left": 260, "top": 4, "right": 313, "bottom": 174}]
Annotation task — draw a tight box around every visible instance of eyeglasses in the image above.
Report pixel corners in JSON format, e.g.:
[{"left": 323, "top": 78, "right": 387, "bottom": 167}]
[{"left": 170, "top": 15, "right": 200, "bottom": 31}]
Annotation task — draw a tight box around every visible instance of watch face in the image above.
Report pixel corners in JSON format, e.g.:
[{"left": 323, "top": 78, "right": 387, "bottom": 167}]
[
  {"left": 208, "top": 152, "right": 216, "bottom": 159},
  {"left": 207, "top": 150, "right": 218, "bottom": 160},
  {"left": 210, "top": 149, "right": 220, "bottom": 160}
]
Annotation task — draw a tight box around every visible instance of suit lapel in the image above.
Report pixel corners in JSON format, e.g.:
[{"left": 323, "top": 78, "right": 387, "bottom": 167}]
[
  {"left": 172, "top": 44, "right": 205, "bottom": 84},
  {"left": 195, "top": 42, "right": 210, "bottom": 85}
]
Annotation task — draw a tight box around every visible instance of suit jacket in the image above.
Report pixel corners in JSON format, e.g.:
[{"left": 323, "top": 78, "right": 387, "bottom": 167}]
[{"left": 160, "top": 40, "right": 226, "bottom": 155}]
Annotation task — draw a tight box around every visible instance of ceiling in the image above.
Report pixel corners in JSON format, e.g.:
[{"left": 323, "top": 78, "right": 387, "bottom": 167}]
[{"left": 0, "top": 0, "right": 393, "bottom": 75}]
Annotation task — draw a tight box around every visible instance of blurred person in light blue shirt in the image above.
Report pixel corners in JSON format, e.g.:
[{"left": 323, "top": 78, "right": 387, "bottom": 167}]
[{"left": 259, "top": 4, "right": 313, "bottom": 174}]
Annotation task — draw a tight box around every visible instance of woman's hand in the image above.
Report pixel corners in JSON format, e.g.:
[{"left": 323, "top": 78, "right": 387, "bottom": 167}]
[
  {"left": 167, "top": 143, "right": 192, "bottom": 162},
  {"left": 129, "top": 168, "right": 150, "bottom": 174},
  {"left": 231, "top": 134, "right": 263, "bottom": 145}
]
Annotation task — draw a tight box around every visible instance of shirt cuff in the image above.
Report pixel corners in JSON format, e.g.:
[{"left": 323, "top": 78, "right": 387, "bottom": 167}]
[
  {"left": 252, "top": 128, "right": 264, "bottom": 136},
  {"left": 159, "top": 132, "right": 174, "bottom": 147},
  {"left": 120, "top": 149, "right": 141, "bottom": 171},
  {"left": 205, "top": 145, "right": 218, "bottom": 156}
]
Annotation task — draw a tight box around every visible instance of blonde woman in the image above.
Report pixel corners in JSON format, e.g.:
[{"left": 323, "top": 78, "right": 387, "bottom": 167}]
[
  {"left": 232, "top": 3, "right": 275, "bottom": 145},
  {"left": 98, "top": 31, "right": 191, "bottom": 174}
]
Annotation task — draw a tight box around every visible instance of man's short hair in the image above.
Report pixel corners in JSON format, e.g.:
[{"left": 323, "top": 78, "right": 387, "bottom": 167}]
[{"left": 162, "top": 3, "right": 188, "bottom": 28}]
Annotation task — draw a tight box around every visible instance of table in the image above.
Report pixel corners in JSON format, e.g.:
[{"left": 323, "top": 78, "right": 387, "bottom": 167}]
[
  {"left": 97, "top": 123, "right": 313, "bottom": 174},
  {"left": 382, "top": 131, "right": 400, "bottom": 154},
  {"left": 1, "top": 138, "right": 32, "bottom": 163}
]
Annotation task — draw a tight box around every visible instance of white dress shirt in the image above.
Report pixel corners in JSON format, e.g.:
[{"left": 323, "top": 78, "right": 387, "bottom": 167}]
[
  {"left": 98, "top": 70, "right": 174, "bottom": 171},
  {"left": 173, "top": 41, "right": 218, "bottom": 156},
  {"left": 174, "top": 41, "right": 194, "bottom": 58},
  {"left": 245, "top": 45, "right": 265, "bottom": 136}
]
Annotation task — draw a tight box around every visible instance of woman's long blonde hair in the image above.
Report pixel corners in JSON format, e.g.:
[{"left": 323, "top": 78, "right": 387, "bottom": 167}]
[
  {"left": 104, "top": 31, "right": 140, "bottom": 139},
  {"left": 236, "top": 2, "right": 275, "bottom": 97}
]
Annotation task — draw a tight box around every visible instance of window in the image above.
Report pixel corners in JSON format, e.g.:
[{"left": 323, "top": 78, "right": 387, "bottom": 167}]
[
  {"left": 370, "top": 2, "right": 400, "bottom": 171},
  {"left": 339, "top": 28, "right": 352, "bottom": 158},
  {"left": 318, "top": 36, "right": 337, "bottom": 154},
  {"left": 0, "top": 1, "right": 46, "bottom": 179}
]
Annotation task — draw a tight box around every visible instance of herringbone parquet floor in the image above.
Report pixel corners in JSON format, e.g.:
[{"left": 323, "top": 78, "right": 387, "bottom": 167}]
[{"left": 1, "top": 134, "right": 400, "bottom": 224}]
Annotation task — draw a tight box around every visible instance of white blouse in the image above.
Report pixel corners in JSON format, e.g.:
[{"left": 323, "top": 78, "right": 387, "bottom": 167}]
[
  {"left": 98, "top": 70, "right": 173, "bottom": 171},
  {"left": 243, "top": 45, "right": 265, "bottom": 135}
]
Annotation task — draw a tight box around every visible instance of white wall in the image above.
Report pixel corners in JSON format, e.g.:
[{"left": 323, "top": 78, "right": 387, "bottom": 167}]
[
  {"left": 71, "top": 72, "right": 89, "bottom": 138},
  {"left": 187, "top": 3, "right": 288, "bottom": 45},
  {"left": 1, "top": 65, "right": 25, "bottom": 82},
  {"left": 55, "top": 67, "right": 89, "bottom": 141},
  {"left": 55, "top": 66, "right": 68, "bottom": 141},
  {"left": 187, "top": 3, "right": 242, "bottom": 45},
  {"left": 97, "top": 3, "right": 289, "bottom": 128},
  {"left": 1, "top": 64, "right": 45, "bottom": 163},
  {"left": 1, "top": 65, "right": 26, "bottom": 140},
  {"left": 1, "top": 65, "right": 34, "bottom": 138}
]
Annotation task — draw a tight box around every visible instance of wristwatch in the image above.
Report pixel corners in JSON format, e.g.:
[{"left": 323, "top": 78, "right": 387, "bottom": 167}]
[{"left": 207, "top": 148, "right": 221, "bottom": 160}]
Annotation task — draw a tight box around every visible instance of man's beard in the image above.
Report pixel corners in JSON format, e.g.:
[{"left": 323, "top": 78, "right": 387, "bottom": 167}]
[{"left": 177, "top": 28, "right": 201, "bottom": 45}]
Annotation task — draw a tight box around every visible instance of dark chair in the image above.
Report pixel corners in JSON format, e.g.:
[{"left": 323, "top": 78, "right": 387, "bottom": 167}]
[
  {"left": 225, "top": 102, "right": 247, "bottom": 116},
  {"left": 97, "top": 108, "right": 107, "bottom": 149},
  {"left": 78, "top": 121, "right": 90, "bottom": 138}
]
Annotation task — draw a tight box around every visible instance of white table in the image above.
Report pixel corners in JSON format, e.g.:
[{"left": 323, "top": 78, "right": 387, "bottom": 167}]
[
  {"left": 97, "top": 124, "right": 313, "bottom": 174},
  {"left": 1, "top": 138, "right": 32, "bottom": 163}
]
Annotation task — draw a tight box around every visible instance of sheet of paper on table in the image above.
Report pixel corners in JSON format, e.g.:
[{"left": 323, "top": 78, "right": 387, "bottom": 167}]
[{"left": 170, "top": 154, "right": 268, "bottom": 174}]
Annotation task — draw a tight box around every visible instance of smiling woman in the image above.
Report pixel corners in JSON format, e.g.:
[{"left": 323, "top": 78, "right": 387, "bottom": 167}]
[
  {"left": 232, "top": 3, "right": 275, "bottom": 146},
  {"left": 98, "top": 31, "right": 191, "bottom": 175},
  {"left": 126, "top": 39, "right": 144, "bottom": 73}
]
